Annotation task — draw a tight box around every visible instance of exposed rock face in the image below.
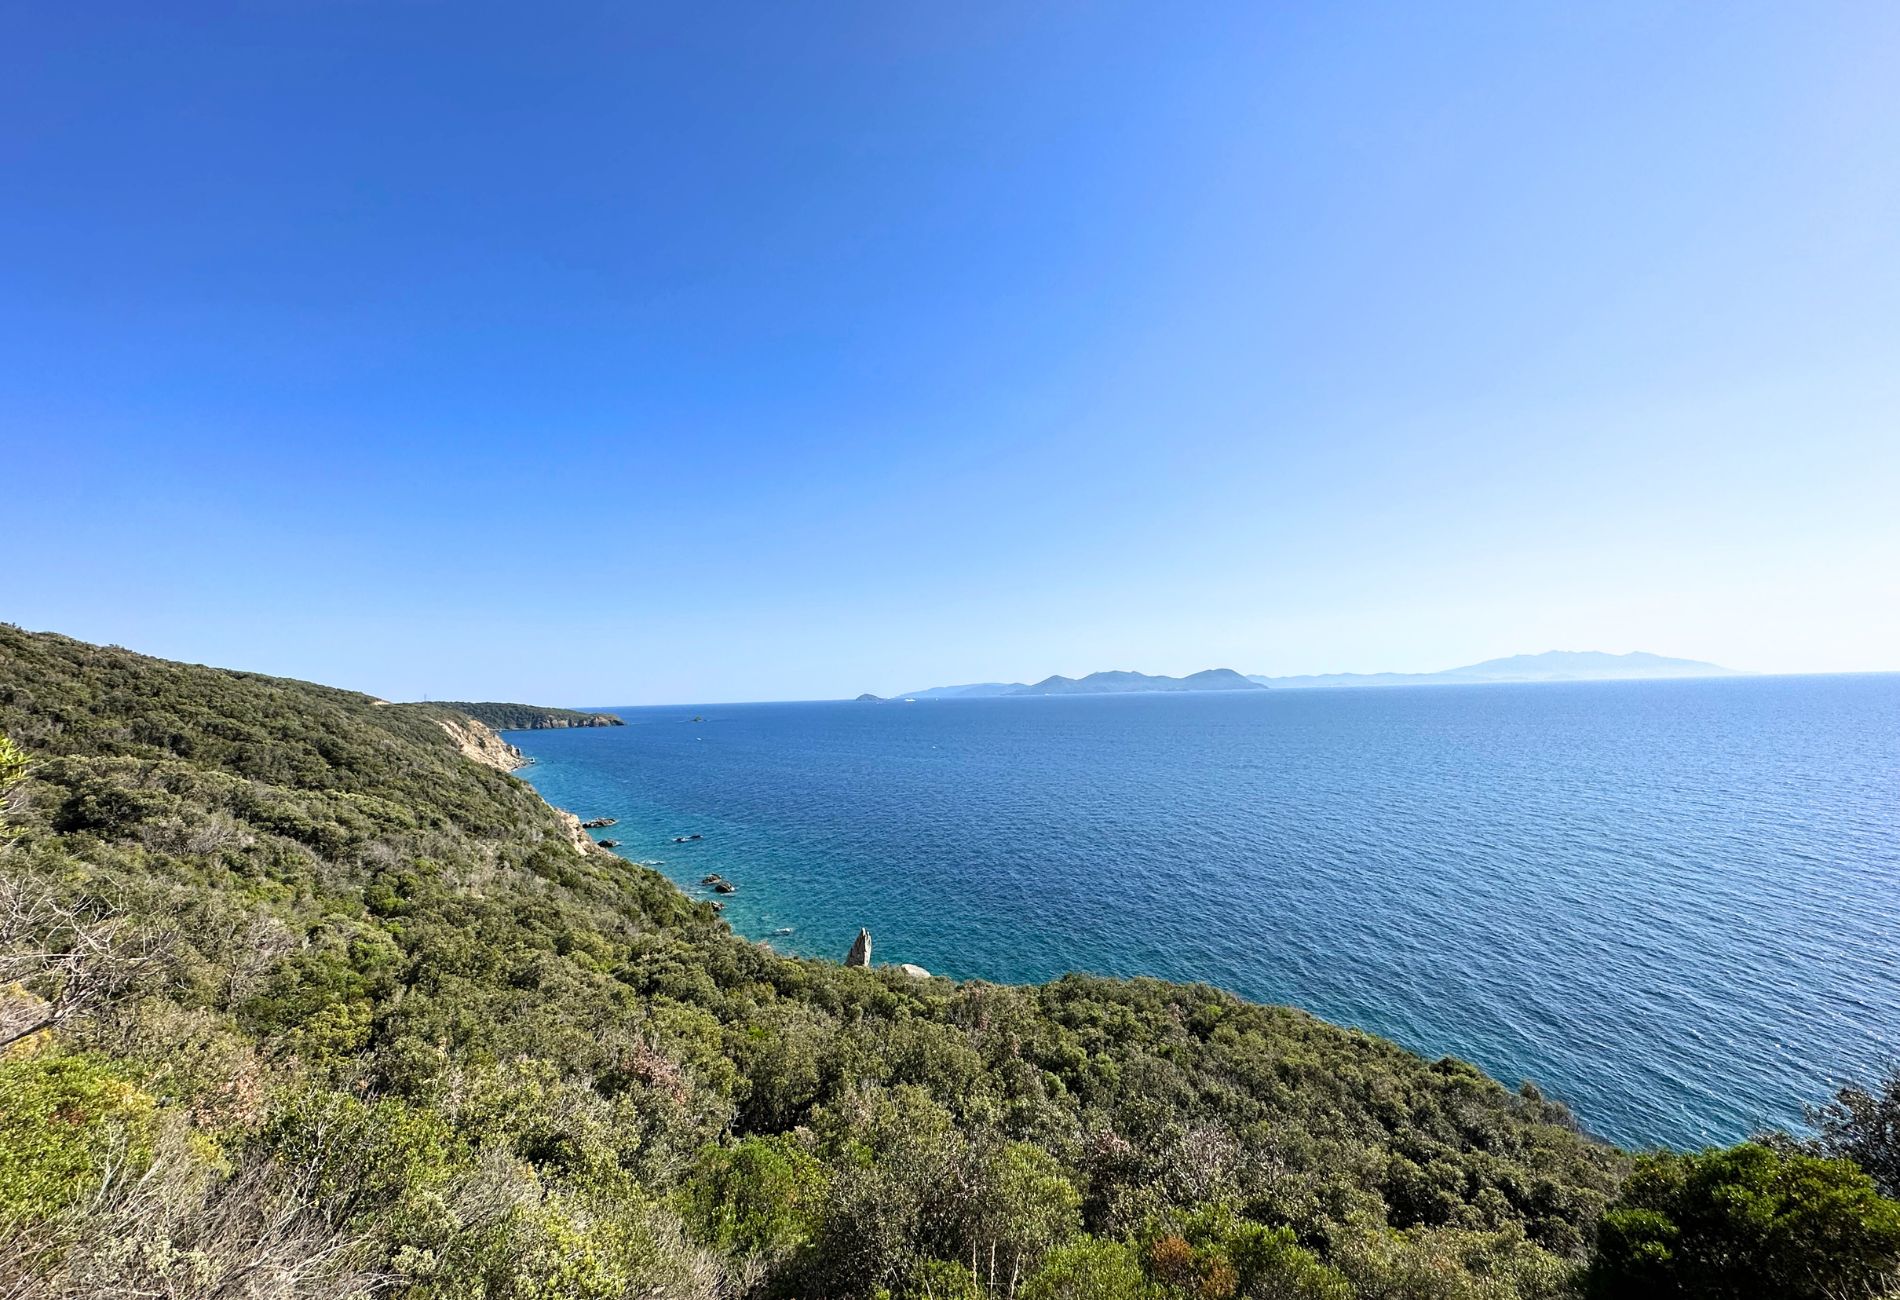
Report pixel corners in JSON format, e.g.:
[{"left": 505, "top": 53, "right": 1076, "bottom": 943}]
[
  {"left": 895, "top": 963, "right": 930, "bottom": 979},
  {"left": 845, "top": 928, "right": 872, "bottom": 967},
  {"left": 551, "top": 808, "right": 603, "bottom": 857},
  {"left": 436, "top": 716, "right": 529, "bottom": 774}
]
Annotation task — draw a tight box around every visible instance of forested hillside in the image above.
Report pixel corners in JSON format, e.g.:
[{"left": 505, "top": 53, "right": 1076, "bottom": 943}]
[{"left": 2, "top": 625, "right": 1896, "bottom": 1299}]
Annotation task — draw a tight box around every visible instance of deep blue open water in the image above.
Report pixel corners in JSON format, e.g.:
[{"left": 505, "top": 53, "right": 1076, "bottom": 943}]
[{"left": 512, "top": 676, "right": 1899, "bottom": 1150}]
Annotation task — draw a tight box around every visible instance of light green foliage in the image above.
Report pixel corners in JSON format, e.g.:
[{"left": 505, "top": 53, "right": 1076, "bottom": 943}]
[
  {"left": 962, "top": 1141, "right": 1083, "bottom": 1292},
  {"left": 264, "top": 1088, "right": 464, "bottom": 1223},
  {"left": 0, "top": 733, "right": 26, "bottom": 790},
  {"left": 893, "top": 1258, "right": 985, "bottom": 1300},
  {"left": 0, "top": 732, "right": 27, "bottom": 837},
  {"left": 1023, "top": 1238, "right": 1152, "bottom": 1300},
  {"left": 1334, "top": 1224, "right": 1574, "bottom": 1300},
  {"left": 679, "top": 1134, "right": 829, "bottom": 1258},
  {"left": 1586, "top": 1143, "right": 1900, "bottom": 1299},
  {"left": 0, "top": 1053, "right": 156, "bottom": 1227}
]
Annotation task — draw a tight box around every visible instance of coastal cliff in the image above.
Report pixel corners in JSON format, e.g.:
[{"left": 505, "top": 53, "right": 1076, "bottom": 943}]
[
  {"left": 4, "top": 626, "right": 1889, "bottom": 1299},
  {"left": 432, "top": 711, "right": 531, "bottom": 772}
]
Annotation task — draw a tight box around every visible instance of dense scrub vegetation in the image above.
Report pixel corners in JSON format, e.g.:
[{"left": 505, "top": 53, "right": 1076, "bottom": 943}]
[
  {"left": 430, "top": 702, "right": 624, "bottom": 730},
  {"left": 2, "top": 625, "right": 1896, "bottom": 1299}
]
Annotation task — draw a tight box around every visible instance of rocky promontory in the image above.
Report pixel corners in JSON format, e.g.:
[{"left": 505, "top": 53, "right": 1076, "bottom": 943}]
[{"left": 433, "top": 702, "right": 626, "bottom": 730}]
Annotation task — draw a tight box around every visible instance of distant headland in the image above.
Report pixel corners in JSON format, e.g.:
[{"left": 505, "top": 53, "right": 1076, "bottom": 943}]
[
  {"left": 429, "top": 701, "right": 625, "bottom": 729},
  {"left": 890, "top": 651, "right": 1737, "bottom": 700}
]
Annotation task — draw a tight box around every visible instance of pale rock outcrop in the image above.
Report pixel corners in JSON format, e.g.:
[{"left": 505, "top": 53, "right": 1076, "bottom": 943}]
[
  {"left": 845, "top": 928, "right": 872, "bottom": 967},
  {"left": 437, "top": 715, "right": 597, "bottom": 858},
  {"left": 895, "top": 963, "right": 930, "bottom": 979},
  {"left": 437, "top": 715, "right": 530, "bottom": 773},
  {"left": 551, "top": 808, "right": 603, "bottom": 857}
]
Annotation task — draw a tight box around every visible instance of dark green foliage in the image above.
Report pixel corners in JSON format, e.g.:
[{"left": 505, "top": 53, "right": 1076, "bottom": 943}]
[
  {"left": 1805, "top": 1064, "right": 1900, "bottom": 1199},
  {"left": 432, "top": 702, "right": 624, "bottom": 729},
  {"left": 1585, "top": 1144, "right": 1900, "bottom": 1299}
]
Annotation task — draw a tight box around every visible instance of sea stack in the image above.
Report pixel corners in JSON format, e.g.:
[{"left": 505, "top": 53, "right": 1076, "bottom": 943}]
[{"left": 845, "top": 928, "right": 872, "bottom": 967}]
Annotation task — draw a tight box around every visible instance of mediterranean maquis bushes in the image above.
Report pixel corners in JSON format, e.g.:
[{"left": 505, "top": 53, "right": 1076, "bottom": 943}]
[{"left": 2, "top": 624, "right": 1896, "bottom": 1300}]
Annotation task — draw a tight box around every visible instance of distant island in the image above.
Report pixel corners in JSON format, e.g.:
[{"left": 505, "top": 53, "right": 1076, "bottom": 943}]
[
  {"left": 895, "top": 652, "right": 1736, "bottom": 700},
  {"left": 1251, "top": 650, "right": 1739, "bottom": 690},
  {"left": 1013, "top": 668, "right": 1265, "bottom": 696},
  {"left": 429, "top": 701, "right": 625, "bottom": 729},
  {"left": 895, "top": 669, "right": 1266, "bottom": 699}
]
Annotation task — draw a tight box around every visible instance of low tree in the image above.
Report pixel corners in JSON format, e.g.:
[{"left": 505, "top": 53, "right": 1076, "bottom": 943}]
[
  {"left": 958, "top": 1141, "right": 1082, "bottom": 1298},
  {"left": 1585, "top": 1143, "right": 1900, "bottom": 1299},
  {"left": 1021, "top": 1237, "right": 1151, "bottom": 1300},
  {"left": 679, "top": 1134, "right": 829, "bottom": 1273},
  {"left": 1807, "top": 1064, "right": 1900, "bottom": 1200}
]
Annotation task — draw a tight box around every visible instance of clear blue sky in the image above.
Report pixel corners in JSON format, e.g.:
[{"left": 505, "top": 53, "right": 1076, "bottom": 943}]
[{"left": 5, "top": 3, "right": 1897, "bottom": 703}]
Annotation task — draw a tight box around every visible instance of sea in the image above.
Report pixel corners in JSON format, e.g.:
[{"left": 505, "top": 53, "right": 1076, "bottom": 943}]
[{"left": 510, "top": 674, "right": 1900, "bottom": 1151}]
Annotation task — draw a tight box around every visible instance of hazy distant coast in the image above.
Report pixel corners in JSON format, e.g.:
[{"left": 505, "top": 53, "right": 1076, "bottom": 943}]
[
  {"left": 894, "top": 650, "right": 1736, "bottom": 700},
  {"left": 1251, "top": 650, "right": 1738, "bottom": 690}
]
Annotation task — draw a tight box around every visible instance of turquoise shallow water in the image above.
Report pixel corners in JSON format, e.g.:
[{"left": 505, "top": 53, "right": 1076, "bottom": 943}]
[{"left": 512, "top": 675, "right": 1900, "bottom": 1149}]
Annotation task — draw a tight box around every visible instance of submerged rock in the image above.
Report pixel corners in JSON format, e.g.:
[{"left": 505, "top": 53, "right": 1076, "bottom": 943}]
[
  {"left": 597, "top": 839, "right": 619, "bottom": 848},
  {"left": 845, "top": 928, "right": 872, "bottom": 967},
  {"left": 580, "top": 817, "right": 617, "bottom": 829},
  {"left": 701, "top": 874, "right": 724, "bottom": 885}
]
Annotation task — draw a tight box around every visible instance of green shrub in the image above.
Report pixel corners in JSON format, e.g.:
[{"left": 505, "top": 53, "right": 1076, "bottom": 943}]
[
  {"left": 1022, "top": 1237, "right": 1152, "bottom": 1300},
  {"left": 1585, "top": 1143, "right": 1900, "bottom": 1299},
  {"left": 678, "top": 1134, "right": 829, "bottom": 1258},
  {"left": 0, "top": 1052, "right": 156, "bottom": 1227}
]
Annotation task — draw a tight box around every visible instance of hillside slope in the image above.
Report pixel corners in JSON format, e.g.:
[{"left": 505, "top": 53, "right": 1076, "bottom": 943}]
[{"left": 0, "top": 625, "right": 1631, "bottom": 1298}]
